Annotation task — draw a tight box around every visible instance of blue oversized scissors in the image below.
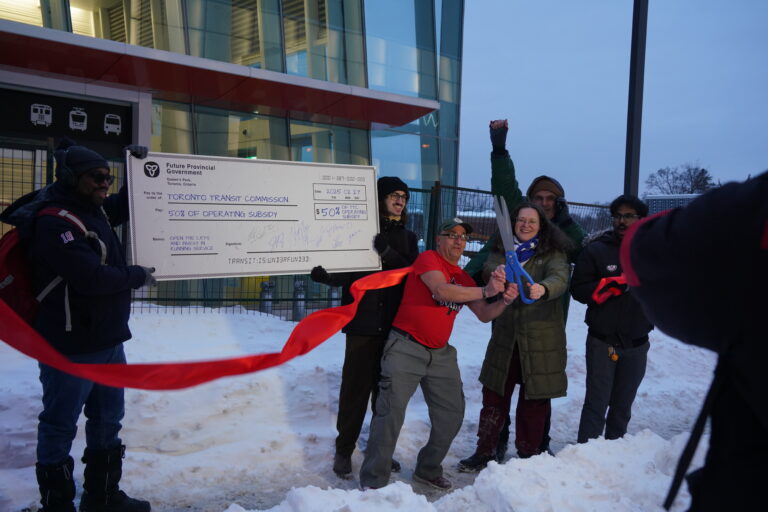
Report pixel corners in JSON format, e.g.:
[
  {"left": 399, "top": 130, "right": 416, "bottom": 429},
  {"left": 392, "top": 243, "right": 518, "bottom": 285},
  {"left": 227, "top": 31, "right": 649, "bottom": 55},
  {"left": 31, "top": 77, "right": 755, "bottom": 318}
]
[{"left": 493, "top": 196, "right": 537, "bottom": 304}]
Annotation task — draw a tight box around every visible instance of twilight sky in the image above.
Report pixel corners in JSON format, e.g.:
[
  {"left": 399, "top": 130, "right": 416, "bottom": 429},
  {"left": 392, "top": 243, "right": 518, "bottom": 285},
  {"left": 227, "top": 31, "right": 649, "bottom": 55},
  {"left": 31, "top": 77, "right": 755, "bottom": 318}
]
[{"left": 457, "top": 0, "right": 768, "bottom": 203}]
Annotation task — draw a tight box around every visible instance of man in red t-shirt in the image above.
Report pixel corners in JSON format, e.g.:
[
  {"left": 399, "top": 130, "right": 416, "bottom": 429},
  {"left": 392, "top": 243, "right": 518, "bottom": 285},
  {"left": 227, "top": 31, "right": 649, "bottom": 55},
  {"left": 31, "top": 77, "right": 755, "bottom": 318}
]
[{"left": 359, "top": 218, "right": 519, "bottom": 491}]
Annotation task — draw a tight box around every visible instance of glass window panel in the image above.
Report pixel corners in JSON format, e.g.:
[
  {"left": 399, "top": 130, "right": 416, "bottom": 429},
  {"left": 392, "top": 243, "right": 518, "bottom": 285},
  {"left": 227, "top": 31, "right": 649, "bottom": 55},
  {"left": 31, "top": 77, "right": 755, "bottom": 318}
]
[
  {"left": 370, "top": 129, "right": 437, "bottom": 187},
  {"left": 281, "top": 0, "right": 365, "bottom": 85},
  {"left": 0, "top": 0, "right": 43, "bottom": 27},
  {"left": 184, "top": 0, "right": 282, "bottom": 70},
  {"left": 151, "top": 101, "right": 193, "bottom": 154},
  {"left": 191, "top": 106, "right": 289, "bottom": 160},
  {"left": 289, "top": 119, "right": 369, "bottom": 165},
  {"left": 364, "top": 0, "right": 436, "bottom": 98}
]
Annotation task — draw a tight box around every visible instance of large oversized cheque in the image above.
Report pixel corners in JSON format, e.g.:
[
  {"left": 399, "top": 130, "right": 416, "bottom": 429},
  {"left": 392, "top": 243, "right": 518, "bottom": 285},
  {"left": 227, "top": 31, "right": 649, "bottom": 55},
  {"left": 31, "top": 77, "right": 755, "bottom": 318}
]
[{"left": 127, "top": 153, "right": 381, "bottom": 280}]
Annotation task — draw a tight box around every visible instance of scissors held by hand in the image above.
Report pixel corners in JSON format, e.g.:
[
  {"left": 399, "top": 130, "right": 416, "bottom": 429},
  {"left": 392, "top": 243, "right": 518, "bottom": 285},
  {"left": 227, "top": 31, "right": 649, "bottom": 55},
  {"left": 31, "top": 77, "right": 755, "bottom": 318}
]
[{"left": 493, "top": 197, "right": 537, "bottom": 304}]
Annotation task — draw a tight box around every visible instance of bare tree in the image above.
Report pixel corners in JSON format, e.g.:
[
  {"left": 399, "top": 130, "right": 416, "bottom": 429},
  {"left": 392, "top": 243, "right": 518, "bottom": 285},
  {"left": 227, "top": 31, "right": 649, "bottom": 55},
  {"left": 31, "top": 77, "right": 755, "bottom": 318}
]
[{"left": 645, "top": 164, "right": 716, "bottom": 195}]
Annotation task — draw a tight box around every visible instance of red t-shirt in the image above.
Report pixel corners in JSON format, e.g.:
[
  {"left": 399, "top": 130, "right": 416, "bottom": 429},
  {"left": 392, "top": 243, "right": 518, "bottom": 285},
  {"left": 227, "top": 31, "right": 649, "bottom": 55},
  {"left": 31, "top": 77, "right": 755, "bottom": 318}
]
[{"left": 392, "top": 250, "right": 476, "bottom": 348}]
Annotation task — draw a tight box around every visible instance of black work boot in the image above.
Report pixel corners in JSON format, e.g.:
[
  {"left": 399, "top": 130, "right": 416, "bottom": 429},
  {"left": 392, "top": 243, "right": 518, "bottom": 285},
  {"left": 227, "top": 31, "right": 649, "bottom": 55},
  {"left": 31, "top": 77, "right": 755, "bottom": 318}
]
[
  {"left": 79, "top": 445, "right": 150, "bottom": 512},
  {"left": 457, "top": 452, "right": 494, "bottom": 473},
  {"left": 36, "top": 456, "right": 76, "bottom": 512},
  {"left": 333, "top": 453, "right": 353, "bottom": 479}
]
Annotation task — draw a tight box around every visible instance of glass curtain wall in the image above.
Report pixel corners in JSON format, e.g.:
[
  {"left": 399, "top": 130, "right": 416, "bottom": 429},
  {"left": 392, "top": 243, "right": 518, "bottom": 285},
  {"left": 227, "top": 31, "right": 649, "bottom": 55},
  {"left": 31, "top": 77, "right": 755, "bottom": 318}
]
[
  {"left": 1, "top": 0, "right": 364, "bottom": 83},
  {"left": 367, "top": 0, "right": 463, "bottom": 194},
  {"left": 0, "top": 0, "right": 463, "bottom": 194}
]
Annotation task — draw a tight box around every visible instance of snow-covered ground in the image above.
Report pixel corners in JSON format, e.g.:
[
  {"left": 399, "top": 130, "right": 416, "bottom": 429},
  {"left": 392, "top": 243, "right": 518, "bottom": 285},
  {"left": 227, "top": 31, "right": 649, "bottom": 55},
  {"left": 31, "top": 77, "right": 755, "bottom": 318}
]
[{"left": 0, "top": 299, "right": 716, "bottom": 512}]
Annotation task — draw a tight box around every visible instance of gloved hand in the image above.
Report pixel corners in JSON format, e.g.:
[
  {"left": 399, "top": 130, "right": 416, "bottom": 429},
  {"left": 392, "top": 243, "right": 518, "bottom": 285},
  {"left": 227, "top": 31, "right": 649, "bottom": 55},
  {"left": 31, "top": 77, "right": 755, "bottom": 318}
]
[
  {"left": 140, "top": 266, "right": 157, "bottom": 287},
  {"left": 310, "top": 265, "right": 330, "bottom": 284},
  {"left": 373, "top": 233, "right": 388, "bottom": 254},
  {"left": 591, "top": 275, "right": 628, "bottom": 304},
  {"left": 125, "top": 145, "right": 148, "bottom": 159},
  {"left": 489, "top": 119, "right": 508, "bottom": 154},
  {"left": 553, "top": 197, "right": 573, "bottom": 226}
]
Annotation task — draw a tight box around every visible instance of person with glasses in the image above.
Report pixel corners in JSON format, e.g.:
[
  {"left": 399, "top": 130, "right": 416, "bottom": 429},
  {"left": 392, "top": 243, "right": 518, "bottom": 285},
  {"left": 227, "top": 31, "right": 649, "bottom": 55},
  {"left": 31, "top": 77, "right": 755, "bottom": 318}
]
[
  {"left": 359, "top": 218, "right": 518, "bottom": 491},
  {"left": 310, "top": 176, "right": 418, "bottom": 479},
  {"left": 458, "top": 202, "right": 572, "bottom": 472},
  {"left": 464, "top": 118, "right": 588, "bottom": 461},
  {"left": 0, "top": 138, "right": 154, "bottom": 512},
  {"left": 570, "top": 194, "right": 653, "bottom": 444}
]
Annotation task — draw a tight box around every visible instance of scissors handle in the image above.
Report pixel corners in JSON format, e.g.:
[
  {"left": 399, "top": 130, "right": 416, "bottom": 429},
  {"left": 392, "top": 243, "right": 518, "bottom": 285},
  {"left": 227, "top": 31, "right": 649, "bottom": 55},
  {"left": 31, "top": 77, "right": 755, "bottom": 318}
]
[{"left": 505, "top": 251, "right": 537, "bottom": 304}]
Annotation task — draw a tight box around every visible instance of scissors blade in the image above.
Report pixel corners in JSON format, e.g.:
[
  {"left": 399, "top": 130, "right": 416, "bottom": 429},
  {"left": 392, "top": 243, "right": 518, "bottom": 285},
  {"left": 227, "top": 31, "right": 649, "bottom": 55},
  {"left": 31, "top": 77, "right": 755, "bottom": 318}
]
[{"left": 493, "top": 196, "right": 515, "bottom": 251}]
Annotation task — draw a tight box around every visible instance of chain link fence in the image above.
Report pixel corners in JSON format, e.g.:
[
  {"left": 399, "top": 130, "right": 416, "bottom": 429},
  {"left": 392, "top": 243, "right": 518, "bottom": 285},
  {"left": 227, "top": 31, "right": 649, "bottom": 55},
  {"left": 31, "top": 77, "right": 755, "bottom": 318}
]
[
  {"left": 0, "top": 145, "right": 611, "bottom": 320},
  {"left": 132, "top": 184, "right": 611, "bottom": 320}
]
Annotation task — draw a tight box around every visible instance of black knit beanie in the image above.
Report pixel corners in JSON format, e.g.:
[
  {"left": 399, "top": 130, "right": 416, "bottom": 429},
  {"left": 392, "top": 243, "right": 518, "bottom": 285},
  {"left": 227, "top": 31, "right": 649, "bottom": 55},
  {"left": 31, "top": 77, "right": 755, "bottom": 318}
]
[
  {"left": 54, "top": 138, "right": 109, "bottom": 181},
  {"left": 377, "top": 176, "right": 410, "bottom": 201}
]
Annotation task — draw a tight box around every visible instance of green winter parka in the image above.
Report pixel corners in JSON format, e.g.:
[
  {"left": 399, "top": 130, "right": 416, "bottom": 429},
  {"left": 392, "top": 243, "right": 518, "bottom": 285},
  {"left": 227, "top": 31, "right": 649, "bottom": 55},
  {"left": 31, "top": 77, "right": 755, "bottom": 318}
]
[
  {"left": 478, "top": 247, "right": 571, "bottom": 400},
  {"left": 464, "top": 152, "right": 586, "bottom": 322}
]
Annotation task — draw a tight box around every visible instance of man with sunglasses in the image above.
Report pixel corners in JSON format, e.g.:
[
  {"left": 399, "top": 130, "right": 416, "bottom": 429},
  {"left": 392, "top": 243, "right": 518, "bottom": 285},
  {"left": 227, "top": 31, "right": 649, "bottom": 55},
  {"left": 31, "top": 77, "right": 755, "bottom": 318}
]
[
  {"left": 1, "top": 138, "right": 154, "bottom": 511},
  {"left": 359, "top": 218, "right": 519, "bottom": 491},
  {"left": 570, "top": 194, "right": 653, "bottom": 444}
]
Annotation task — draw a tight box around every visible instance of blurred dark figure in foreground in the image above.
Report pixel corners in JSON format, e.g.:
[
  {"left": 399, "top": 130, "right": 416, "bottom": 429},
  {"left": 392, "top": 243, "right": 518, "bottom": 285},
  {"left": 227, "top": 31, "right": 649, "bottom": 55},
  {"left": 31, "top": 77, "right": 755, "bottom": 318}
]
[{"left": 620, "top": 171, "right": 767, "bottom": 511}]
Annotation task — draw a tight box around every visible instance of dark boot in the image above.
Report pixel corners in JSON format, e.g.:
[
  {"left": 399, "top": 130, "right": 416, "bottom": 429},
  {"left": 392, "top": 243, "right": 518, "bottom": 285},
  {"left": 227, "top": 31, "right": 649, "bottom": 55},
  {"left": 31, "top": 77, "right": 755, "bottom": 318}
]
[
  {"left": 36, "top": 456, "right": 76, "bottom": 512},
  {"left": 332, "top": 453, "right": 352, "bottom": 479},
  {"left": 79, "top": 445, "right": 150, "bottom": 512},
  {"left": 496, "top": 415, "right": 511, "bottom": 462},
  {"left": 457, "top": 452, "right": 494, "bottom": 473}
]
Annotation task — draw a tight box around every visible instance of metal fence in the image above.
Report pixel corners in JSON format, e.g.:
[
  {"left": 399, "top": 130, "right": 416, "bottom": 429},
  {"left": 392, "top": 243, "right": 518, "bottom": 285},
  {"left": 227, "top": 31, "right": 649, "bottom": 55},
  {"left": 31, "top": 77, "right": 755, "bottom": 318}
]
[
  {"left": 131, "top": 184, "right": 611, "bottom": 320},
  {"left": 0, "top": 145, "right": 611, "bottom": 320}
]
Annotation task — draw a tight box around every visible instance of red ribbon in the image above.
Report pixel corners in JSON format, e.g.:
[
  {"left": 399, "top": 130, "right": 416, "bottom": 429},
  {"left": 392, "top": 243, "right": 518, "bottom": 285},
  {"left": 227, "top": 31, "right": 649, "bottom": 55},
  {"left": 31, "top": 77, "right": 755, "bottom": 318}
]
[
  {"left": 591, "top": 275, "right": 628, "bottom": 304},
  {"left": 0, "top": 267, "right": 411, "bottom": 390}
]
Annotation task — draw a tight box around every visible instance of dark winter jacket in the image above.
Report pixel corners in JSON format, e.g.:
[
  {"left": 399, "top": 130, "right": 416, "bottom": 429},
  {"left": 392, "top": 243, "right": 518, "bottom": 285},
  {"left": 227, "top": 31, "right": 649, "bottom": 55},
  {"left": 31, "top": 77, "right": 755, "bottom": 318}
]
[
  {"left": 621, "top": 172, "right": 768, "bottom": 510},
  {"left": 477, "top": 246, "right": 570, "bottom": 400},
  {"left": 1, "top": 181, "right": 146, "bottom": 355},
  {"left": 320, "top": 217, "right": 418, "bottom": 336},
  {"left": 571, "top": 230, "right": 653, "bottom": 347},
  {"left": 621, "top": 171, "right": 768, "bottom": 433}
]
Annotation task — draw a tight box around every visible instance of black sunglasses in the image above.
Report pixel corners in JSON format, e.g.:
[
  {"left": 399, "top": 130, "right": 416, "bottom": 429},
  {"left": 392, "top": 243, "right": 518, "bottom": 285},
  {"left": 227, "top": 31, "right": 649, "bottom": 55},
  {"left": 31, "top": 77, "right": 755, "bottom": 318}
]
[{"left": 85, "top": 171, "right": 115, "bottom": 186}]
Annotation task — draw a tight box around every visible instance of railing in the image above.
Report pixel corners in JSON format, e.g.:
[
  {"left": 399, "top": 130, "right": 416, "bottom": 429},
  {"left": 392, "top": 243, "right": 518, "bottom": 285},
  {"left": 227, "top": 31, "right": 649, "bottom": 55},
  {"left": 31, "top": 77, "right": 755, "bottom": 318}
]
[{"left": 130, "top": 184, "right": 611, "bottom": 319}]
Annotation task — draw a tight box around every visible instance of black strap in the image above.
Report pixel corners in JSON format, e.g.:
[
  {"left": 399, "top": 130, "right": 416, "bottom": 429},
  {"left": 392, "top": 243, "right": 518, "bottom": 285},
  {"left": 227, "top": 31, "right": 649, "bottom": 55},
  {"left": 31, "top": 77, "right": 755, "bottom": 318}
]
[{"left": 663, "top": 360, "right": 725, "bottom": 509}]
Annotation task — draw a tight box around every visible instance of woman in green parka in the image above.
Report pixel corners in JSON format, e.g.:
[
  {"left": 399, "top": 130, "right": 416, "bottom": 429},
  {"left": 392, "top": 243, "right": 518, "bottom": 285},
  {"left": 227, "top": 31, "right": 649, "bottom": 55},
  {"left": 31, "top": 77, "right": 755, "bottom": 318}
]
[{"left": 459, "top": 202, "right": 572, "bottom": 471}]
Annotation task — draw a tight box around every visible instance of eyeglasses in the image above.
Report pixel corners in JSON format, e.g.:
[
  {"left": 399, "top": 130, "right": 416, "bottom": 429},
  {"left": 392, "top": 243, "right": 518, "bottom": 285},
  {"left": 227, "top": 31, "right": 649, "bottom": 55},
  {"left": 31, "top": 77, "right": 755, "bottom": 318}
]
[
  {"left": 612, "top": 213, "right": 640, "bottom": 221},
  {"left": 439, "top": 232, "right": 470, "bottom": 241},
  {"left": 515, "top": 218, "right": 539, "bottom": 226},
  {"left": 86, "top": 171, "right": 115, "bottom": 186},
  {"left": 387, "top": 192, "right": 408, "bottom": 201}
]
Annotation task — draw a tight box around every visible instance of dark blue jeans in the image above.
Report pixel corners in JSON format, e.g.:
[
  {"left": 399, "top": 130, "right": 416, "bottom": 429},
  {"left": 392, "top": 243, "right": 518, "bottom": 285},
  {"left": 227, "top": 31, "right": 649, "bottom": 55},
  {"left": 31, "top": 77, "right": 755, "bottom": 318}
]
[{"left": 37, "top": 345, "right": 126, "bottom": 465}]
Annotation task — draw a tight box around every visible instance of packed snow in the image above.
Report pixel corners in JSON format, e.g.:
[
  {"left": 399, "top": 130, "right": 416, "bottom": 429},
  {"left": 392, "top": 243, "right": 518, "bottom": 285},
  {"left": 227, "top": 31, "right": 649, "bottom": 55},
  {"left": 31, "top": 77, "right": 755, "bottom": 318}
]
[{"left": 0, "top": 299, "right": 716, "bottom": 512}]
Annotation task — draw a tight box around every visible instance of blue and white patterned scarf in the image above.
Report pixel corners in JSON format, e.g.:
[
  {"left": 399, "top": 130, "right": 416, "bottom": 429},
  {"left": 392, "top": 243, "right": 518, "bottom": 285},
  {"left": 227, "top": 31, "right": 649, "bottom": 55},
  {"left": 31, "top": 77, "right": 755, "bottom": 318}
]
[{"left": 514, "top": 235, "right": 539, "bottom": 263}]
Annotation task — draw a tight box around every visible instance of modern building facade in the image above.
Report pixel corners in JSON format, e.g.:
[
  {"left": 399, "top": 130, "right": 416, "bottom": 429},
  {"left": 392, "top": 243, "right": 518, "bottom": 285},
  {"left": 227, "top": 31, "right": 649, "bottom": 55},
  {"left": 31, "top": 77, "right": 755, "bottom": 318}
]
[
  {"left": 0, "top": 0, "right": 464, "bottom": 207},
  {"left": 0, "top": 0, "right": 464, "bottom": 313}
]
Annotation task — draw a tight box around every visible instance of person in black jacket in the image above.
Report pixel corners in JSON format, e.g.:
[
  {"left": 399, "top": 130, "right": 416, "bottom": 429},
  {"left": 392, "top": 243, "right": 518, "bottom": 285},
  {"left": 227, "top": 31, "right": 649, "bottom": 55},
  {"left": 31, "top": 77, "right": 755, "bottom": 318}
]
[
  {"left": 571, "top": 194, "right": 653, "bottom": 443},
  {"left": 1, "top": 139, "right": 154, "bottom": 512},
  {"left": 621, "top": 173, "right": 767, "bottom": 512},
  {"left": 310, "top": 176, "right": 418, "bottom": 479}
]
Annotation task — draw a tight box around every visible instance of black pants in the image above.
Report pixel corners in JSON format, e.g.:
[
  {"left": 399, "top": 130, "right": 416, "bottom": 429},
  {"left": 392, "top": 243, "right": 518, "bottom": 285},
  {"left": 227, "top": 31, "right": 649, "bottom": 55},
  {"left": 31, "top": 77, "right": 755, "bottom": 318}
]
[
  {"left": 335, "top": 333, "right": 388, "bottom": 457},
  {"left": 687, "top": 378, "right": 767, "bottom": 511}
]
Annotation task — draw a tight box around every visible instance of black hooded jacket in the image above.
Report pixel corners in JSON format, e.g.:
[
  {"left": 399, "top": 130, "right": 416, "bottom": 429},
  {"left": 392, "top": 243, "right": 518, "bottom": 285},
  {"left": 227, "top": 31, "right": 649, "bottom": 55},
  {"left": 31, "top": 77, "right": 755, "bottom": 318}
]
[
  {"left": 1, "top": 181, "right": 146, "bottom": 355},
  {"left": 570, "top": 229, "right": 653, "bottom": 347},
  {"left": 322, "top": 217, "right": 418, "bottom": 336}
]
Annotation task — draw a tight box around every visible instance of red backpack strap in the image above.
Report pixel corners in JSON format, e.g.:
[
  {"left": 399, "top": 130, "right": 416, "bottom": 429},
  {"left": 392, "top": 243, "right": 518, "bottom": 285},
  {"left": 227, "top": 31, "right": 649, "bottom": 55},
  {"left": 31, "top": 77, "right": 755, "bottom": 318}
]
[{"left": 36, "top": 207, "right": 107, "bottom": 264}]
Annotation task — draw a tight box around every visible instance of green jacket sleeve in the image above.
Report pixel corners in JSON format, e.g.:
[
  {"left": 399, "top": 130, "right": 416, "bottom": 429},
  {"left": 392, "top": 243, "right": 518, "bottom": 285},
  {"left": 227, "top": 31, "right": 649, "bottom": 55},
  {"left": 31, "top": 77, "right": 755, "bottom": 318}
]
[
  {"left": 538, "top": 251, "right": 570, "bottom": 302},
  {"left": 490, "top": 151, "right": 524, "bottom": 210},
  {"left": 466, "top": 153, "right": 525, "bottom": 278},
  {"left": 463, "top": 233, "right": 495, "bottom": 279},
  {"left": 562, "top": 220, "right": 587, "bottom": 263}
]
